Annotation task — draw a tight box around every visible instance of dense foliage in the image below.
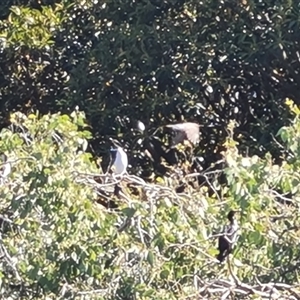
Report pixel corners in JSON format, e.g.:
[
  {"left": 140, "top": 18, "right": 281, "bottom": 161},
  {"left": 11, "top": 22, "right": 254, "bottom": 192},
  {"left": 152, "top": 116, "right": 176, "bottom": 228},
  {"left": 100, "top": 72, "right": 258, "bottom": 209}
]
[
  {"left": 1, "top": 0, "right": 300, "bottom": 172},
  {"left": 0, "top": 106, "right": 300, "bottom": 299},
  {"left": 1, "top": 0, "right": 300, "bottom": 298}
]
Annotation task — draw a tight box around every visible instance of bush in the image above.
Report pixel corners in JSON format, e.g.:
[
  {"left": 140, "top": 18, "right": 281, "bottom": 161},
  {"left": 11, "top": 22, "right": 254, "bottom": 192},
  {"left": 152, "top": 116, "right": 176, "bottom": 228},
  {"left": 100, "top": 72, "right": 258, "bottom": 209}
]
[{"left": 0, "top": 106, "right": 299, "bottom": 298}]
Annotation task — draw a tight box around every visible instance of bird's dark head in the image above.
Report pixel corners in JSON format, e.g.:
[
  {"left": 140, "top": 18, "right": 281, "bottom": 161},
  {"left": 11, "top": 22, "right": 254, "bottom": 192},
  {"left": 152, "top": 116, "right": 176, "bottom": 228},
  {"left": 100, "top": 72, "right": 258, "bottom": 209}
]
[
  {"left": 0, "top": 153, "right": 7, "bottom": 162},
  {"left": 109, "top": 148, "right": 118, "bottom": 160},
  {"left": 227, "top": 209, "right": 240, "bottom": 221},
  {"left": 109, "top": 137, "right": 123, "bottom": 148}
]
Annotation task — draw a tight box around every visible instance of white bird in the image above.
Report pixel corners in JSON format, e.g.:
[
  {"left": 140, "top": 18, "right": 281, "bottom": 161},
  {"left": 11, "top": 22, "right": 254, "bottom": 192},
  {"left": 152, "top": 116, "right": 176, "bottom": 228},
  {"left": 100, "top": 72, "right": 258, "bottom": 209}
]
[{"left": 110, "top": 146, "right": 128, "bottom": 175}]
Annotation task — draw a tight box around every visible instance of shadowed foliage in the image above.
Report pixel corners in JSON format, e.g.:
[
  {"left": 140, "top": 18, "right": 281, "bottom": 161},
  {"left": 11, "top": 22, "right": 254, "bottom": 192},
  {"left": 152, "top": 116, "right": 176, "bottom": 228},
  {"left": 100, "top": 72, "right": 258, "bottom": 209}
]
[{"left": 0, "top": 0, "right": 298, "bottom": 177}]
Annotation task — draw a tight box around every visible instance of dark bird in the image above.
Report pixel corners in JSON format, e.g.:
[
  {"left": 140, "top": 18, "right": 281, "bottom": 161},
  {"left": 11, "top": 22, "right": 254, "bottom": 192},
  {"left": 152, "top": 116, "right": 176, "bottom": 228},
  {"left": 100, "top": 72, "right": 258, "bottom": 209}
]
[
  {"left": 216, "top": 210, "right": 240, "bottom": 263},
  {"left": 165, "top": 122, "right": 200, "bottom": 146}
]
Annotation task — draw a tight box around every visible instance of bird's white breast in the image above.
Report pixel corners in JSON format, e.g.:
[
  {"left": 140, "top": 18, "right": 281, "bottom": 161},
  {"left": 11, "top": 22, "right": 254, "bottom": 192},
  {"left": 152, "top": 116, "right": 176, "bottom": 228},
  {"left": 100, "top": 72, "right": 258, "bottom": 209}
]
[
  {"left": 2, "top": 163, "right": 11, "bottom": 178},
  {"left": 113, "top": 147, "right": 128, "bottom": 174}
]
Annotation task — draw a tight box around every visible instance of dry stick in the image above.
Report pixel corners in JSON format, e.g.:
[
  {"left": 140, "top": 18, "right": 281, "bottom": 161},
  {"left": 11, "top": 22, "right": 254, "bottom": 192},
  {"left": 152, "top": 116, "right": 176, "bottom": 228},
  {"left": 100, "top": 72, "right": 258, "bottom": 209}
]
[
  {"left": 265, "top": 189, "right": 296, "bottom": 204},
  {"left": 227, "top": 256, "right": 240, "bottom": 285}
]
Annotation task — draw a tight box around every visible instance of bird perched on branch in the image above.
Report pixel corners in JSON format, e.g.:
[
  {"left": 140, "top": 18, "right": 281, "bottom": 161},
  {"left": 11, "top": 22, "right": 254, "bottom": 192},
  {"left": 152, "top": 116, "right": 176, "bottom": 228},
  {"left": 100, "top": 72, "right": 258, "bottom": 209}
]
[
  {"left": 165, "top": 122, "right": 200, "bottom": 147},
  {"left": 110, "top": 146, "right": 128, "bottom": 175},
  {"left": 216, "top": 210, "right": 240, "bottom": 263}
]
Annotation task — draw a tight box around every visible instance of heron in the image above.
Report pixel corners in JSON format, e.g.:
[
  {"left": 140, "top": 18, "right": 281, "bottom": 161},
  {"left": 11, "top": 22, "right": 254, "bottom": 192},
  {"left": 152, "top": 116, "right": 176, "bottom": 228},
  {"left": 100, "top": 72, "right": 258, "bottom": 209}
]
[
  {"left": 165, "top": 122, "right": 200, "bottom": 147},
  {"left": 216, "top": 210, "right": 240, "bottom": 263},
  {"left": 135, "top": 120, "right": 200, "bottom": 147},
  {"left": 129, "top": 121, "right": 202, "bottom": 173},
  {"left": 110, "top": 146, "right": 128, "bottom": 175}
]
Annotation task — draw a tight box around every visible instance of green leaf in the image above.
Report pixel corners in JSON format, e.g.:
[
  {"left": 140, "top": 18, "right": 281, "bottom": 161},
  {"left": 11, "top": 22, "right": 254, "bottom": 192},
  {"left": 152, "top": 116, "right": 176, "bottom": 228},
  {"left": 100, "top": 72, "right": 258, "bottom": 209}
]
[
  {"left": 122, "top": 207, "right": 136, "bottom": 218},
  {"left": 143, "top": 289, "right": 155, "bottom": 297},
  {"left": 160, "top": 269, "right": 169, "bottom": 279},
  {"left": 147, "top": 251, "right": 154, "bottom": 267}
]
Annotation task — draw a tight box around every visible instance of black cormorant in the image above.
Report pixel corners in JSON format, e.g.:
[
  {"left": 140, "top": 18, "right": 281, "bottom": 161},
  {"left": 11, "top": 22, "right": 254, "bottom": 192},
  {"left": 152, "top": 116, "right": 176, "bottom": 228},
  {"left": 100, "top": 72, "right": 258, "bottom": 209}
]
[{"left": 216, "top": 210, "right": 240, "bottom": 263}]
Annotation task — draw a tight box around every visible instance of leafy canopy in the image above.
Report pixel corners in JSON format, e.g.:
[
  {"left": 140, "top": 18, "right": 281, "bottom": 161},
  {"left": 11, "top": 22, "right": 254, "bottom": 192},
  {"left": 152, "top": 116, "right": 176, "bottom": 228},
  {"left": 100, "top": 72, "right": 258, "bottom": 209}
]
[{"left": 0, "top": 105, "right": 299, "bottom": 298}]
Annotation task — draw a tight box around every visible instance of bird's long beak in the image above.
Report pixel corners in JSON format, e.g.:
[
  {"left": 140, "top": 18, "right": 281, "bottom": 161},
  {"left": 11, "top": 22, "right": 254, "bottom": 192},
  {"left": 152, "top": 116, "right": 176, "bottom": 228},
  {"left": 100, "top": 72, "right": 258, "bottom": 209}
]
[
  {"left": 109, "top": 137, "right": 121, "bottom": 147},
  {"left": 232, "top": 209, "right": 242, "bottom": 218}
]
